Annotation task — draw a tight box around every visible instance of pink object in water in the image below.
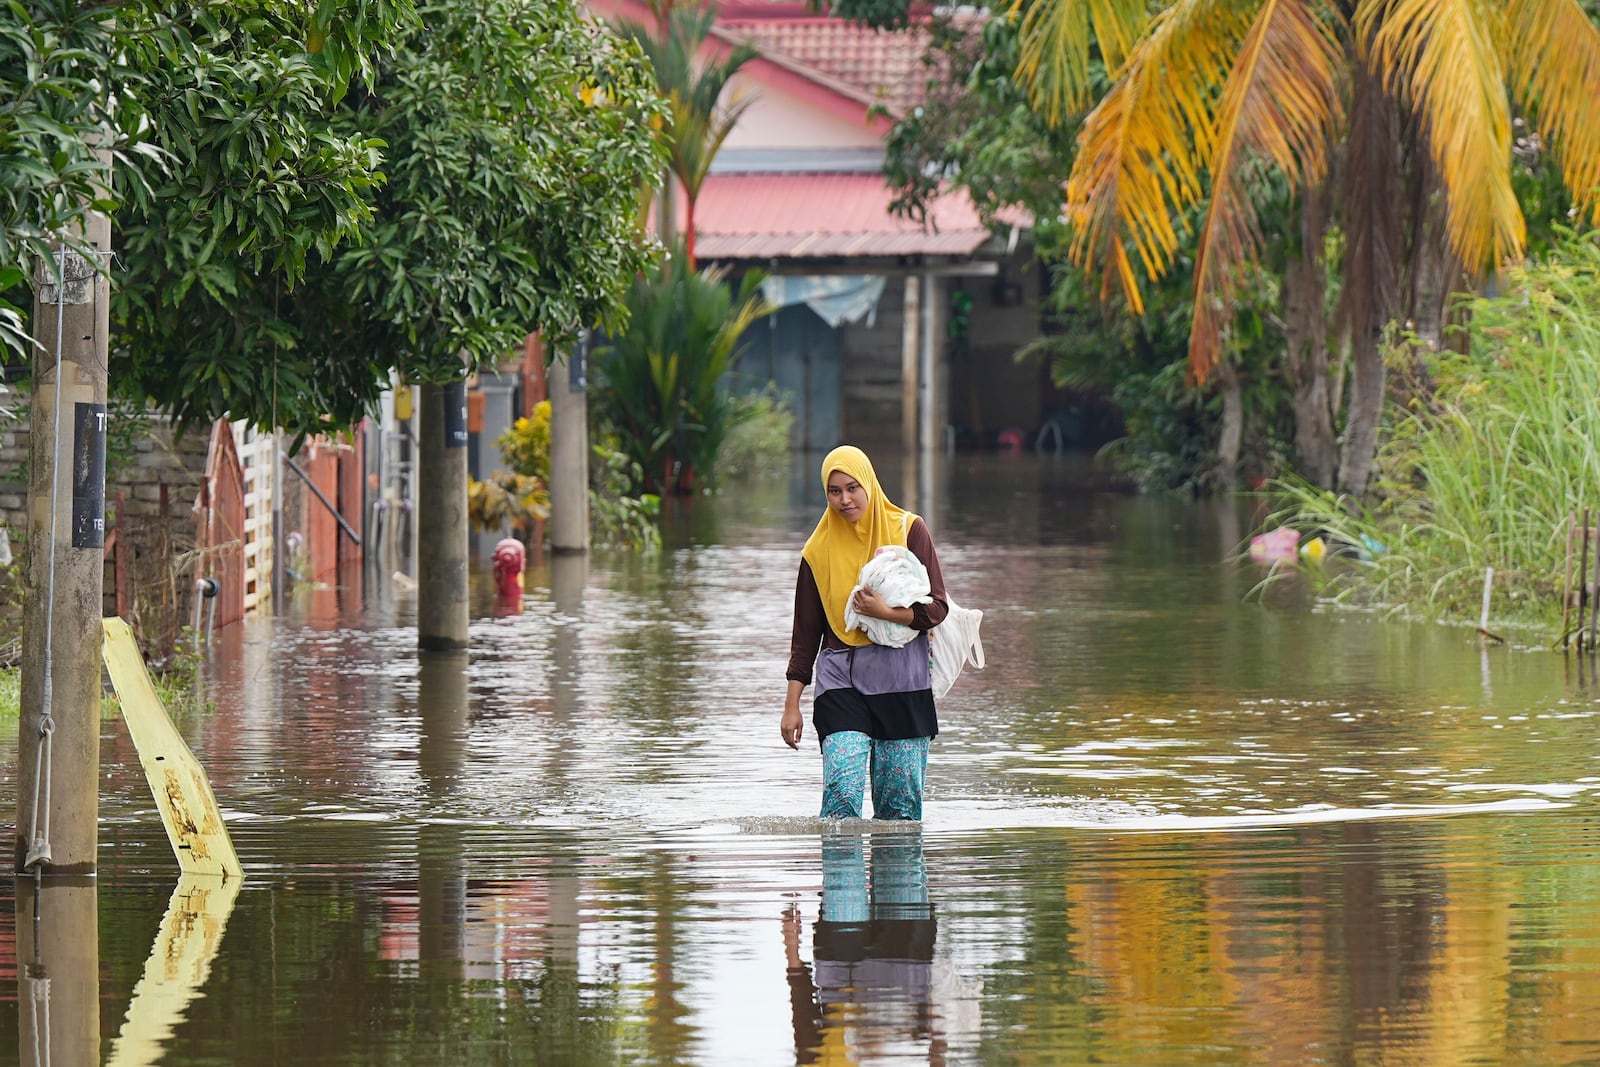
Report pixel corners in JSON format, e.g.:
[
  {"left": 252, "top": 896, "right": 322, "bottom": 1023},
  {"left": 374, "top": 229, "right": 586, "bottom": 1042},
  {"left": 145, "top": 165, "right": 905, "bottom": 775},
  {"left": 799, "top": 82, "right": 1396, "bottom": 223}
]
[
  {"left": 1249, "top": 527, "right": 1300, "bottom": 563},
  {"left": 492, "top": 538, "right": 526, "bottom": 598}
]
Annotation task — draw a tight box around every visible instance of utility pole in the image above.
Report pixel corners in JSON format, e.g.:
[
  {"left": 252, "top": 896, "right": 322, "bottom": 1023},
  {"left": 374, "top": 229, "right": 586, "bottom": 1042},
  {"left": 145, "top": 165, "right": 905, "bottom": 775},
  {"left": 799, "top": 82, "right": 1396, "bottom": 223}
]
[
  {"left": 416, "top": 379, "right": 469, "bottom": 649},
  {"left": 549, "top": 336, "right": 590, "bottom": 555},
  {"left": 15, "top": 217, "right": 111, "bottom": 878}
]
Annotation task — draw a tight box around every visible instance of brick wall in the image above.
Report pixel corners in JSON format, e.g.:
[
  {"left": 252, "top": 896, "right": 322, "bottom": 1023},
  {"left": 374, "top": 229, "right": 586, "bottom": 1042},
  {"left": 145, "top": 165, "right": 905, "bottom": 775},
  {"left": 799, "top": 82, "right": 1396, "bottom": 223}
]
[{"left": 0, "top": 412, "right": 210, "bottom": 656}]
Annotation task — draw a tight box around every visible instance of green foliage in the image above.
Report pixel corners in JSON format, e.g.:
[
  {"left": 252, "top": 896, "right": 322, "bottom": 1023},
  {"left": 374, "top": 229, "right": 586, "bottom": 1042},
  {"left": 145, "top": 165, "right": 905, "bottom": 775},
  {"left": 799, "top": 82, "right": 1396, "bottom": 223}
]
[
  {"left": 0, "top": 550, "right": 20, "bottom": 670},
  {"left": 881, "top": 3, "right": 1080, "bottom": 235},
  {"left": 496, "top": 404, "right": 553, "bottom": 484},
  {"left": 589, "top": 439, "right": 661, "bottom": 552},
  {"left": 1269, "top": 235, "right": 1600, "bottom": 634},
  {"left": 0, "top": 1, "right": 128, "bottom": 362},
  {"left": 477, "top": 399, "right": 658, "bottom": 551},
  {"left": 466, "top": 472, "right": 549, "bottom": 534},
  {"left": 468, "top": 402, "right": 552, "bottom": 534},
  {"left": 592, "top": 251, "right": 773, "bottom": 494},
  {"left": 1, "top": 0, "right": 415, "bottom": 374},
  {"left": 614, "top": 1, "right": 757, "bottom": 265},
  {"left": 108, "top": 0, "right": 667, "bottom": 440},
  {"left": 149, "top": 628, "right": 213, "bottom": 714},
  {"left": 0, "top": 665, "right": 16, "bottom": 721},
  {"left": 807, "top": 0, "right": 915, "bottom": 30},
  {"left": 715, "top": 386, "right": 794, "bottom": 481}
]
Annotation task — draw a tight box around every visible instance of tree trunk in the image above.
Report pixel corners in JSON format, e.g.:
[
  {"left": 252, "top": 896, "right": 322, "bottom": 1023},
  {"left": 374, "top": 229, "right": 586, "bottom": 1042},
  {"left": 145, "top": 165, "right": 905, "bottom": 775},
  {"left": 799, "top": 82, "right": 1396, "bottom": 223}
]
[
  {"left": 1337, "top": 334, "right": 1385, "bottom": 498},
  {"left": 1284, "top": 193, "right": 1335, "bottom": 488},
  {"left": 658, "top": 170, "right": 677, "bottom": 252},
  {"left": 684, "top": 193, "right": 697, "bottom": 271},
  {"left": 1334, "top": 58, "right": 1404, "bottom": 501},
  {"left": 1214, "top": 362, "right": 1242, "bottom": 492},
  {"left": 1403, "top": 151, "right": 1461, "bottom": 377}
]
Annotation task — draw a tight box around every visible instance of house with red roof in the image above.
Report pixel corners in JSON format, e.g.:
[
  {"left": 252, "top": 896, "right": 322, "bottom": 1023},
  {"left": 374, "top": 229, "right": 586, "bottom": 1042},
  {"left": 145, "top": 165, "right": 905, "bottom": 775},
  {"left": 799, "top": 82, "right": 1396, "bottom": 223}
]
[{"left": 589, "top": 0, "right": 1057, "bottom": 466}]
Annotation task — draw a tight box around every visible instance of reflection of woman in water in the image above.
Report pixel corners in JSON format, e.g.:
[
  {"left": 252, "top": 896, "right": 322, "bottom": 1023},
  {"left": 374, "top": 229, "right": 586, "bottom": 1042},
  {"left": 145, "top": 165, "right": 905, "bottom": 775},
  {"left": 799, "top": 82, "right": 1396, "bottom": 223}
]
[
  {"left": 780, "top": 446, "right": 948, "bottom": 820},
  {"left": 785, "top": 833, "right": 940, "bottom": 1064}
]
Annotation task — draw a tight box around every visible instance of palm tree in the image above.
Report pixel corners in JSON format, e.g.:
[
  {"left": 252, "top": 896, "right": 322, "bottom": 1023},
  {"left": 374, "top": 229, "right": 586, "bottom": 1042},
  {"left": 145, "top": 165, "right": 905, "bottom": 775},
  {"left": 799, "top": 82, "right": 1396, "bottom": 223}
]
[
  {"left": 615, "top": 1, "right": 758, "bottom": 269},
  {"left": 1015, "top": 0, "right": 1600, "bottom": 495}
]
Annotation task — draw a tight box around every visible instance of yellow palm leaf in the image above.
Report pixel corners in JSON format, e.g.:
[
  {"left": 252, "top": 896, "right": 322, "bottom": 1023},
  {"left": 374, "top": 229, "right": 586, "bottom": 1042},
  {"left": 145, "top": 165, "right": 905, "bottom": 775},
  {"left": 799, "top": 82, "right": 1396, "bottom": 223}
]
[
  {"left": 1063, "top": 0, "right": 1259, "bottom": 311},
  {"left": 1190, "top": 0, "right": 1346, "bottom": 380},
  {"left": 1014, "top": 0, "right": 1152, "bottom": 123},
  {"left": 1503, "top": 0, "right": 1600, "bottom": 223},
  {"left": 1088, "top": 0, "right": 1145, "bottom": 74},
  {"left": 1359, "top": 0, "right": 1524, "bottom": 271}
]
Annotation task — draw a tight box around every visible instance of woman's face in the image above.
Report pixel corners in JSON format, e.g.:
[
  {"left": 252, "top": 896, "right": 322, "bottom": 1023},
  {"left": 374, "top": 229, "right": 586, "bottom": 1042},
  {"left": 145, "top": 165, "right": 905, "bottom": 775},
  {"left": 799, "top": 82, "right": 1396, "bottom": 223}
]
[{"left": 827, "top": 469, "right": 869, "bottom": 522}]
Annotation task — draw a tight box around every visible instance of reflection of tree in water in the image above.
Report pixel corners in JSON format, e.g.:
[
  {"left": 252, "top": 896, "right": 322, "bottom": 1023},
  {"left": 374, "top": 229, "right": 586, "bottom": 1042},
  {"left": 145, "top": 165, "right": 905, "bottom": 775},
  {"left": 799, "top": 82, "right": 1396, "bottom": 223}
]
[
  {"left": 600, "top": 555, "right": 708, "bottom": 736},
  {"left": 601, "top": 850, "right": 702, "bottom": 1062},
  {"left": 148, "top": 872, "right": 626, "bottom": 1064}
]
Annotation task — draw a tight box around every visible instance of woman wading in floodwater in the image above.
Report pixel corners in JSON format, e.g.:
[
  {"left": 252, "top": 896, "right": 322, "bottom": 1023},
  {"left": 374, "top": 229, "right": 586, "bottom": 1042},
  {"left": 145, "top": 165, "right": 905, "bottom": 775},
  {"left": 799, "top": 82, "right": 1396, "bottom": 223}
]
[{"left": 781, "top": 445, "right": 948, "bottom": 819}]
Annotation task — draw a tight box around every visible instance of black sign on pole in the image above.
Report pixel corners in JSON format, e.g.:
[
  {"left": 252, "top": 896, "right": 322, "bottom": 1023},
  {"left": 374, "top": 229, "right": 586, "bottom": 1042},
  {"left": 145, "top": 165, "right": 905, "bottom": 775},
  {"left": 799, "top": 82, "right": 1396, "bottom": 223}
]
[
  {"left": 71, "top": 402, "right": 107, "bottom": 548},
  {"left": 443, "top": 380, "right": 468, "bottom": 449},
  {"left": 569, "top": 331, "right": 588, "bottom": 393}
]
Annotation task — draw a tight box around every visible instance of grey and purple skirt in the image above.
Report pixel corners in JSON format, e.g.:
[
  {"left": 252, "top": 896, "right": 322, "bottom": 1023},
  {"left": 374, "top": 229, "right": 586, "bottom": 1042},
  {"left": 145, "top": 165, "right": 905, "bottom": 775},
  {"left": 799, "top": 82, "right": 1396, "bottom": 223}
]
[{"left": 812, "top": 633, "right": 938, "bottom": 743}]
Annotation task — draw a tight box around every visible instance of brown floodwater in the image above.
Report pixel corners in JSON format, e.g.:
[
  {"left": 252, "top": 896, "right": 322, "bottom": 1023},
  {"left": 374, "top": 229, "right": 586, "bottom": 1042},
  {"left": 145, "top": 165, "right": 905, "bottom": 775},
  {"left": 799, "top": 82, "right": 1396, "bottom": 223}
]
[{"left": 7, "top": 452, "right": 1600, "bottom": 1065}]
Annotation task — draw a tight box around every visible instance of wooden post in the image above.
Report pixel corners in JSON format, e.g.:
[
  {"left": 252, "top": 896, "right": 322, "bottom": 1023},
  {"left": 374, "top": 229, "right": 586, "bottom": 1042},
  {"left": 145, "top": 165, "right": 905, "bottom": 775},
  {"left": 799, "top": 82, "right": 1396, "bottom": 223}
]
[
  {"left": 1563, "top": 513, "right": 1576, "bottom": 648},
  {"left": 1582, "top": 510, "right": 1591, "bottom": 652},
  {"left": 1590, "top": 517, "right": 1599, "bottom": 653}
]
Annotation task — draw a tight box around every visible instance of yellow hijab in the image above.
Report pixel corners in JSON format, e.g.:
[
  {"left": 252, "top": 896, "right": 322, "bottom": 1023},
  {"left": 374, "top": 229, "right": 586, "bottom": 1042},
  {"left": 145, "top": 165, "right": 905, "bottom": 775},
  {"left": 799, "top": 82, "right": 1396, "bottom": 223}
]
[{"left": 801, "top": 445, "right": 918, "bottom": 646}]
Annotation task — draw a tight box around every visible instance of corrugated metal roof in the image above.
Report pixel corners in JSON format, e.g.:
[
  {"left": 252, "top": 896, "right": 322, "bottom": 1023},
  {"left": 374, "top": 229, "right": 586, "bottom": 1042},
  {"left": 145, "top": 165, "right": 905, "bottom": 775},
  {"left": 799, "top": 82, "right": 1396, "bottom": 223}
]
[{"left": 693, "top": 173, "right": 999, "bottom": 261}]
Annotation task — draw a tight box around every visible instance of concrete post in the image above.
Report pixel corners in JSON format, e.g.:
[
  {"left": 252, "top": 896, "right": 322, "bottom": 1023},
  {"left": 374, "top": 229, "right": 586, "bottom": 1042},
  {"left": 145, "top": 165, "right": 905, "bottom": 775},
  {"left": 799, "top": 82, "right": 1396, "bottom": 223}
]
[
  {"left": 919, "top": 271, "right": 943, "bottom": 520},
  {"left": 16, "top": 219, "right": 110, "bottom": 877},
  {"left": 549, "top": 342, "right": 590, "bottom": 555},
  {"left": 900, "top": 274, "right": 921, "bottom": 455},
  {"left": 16, "top": 879, "right": 99, "bottom": 1065},
  {"left": 417, "top": 649, "right": 468, "bottom": 971},
  {"left": 416, "top": 381, "right": 470, "bottom": 650}
]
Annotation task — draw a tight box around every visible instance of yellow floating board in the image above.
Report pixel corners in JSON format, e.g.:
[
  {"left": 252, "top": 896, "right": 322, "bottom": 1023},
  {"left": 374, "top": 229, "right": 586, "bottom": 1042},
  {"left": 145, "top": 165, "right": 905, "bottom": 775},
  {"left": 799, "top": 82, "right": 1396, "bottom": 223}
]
[{"left": 102, "top": 617, "right": 242, "bottom": 880}]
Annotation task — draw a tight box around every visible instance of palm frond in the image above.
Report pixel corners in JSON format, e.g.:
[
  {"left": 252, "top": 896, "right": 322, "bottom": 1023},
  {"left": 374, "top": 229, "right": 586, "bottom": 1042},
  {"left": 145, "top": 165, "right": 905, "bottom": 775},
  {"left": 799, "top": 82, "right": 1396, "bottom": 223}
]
[
  {"left": 670, "top": 90, "right": 755, "bottom": 197},
  {"left": 1016, "top": 0, "right": 1091, "bottom": 124},
  {"left": 1014, "top": 0, "right": 1150, "bottom": 124},
  {"left": 1189, "top": 0, "right": 1346, "bottom": 380},
  {"left": 1063, "top": 0, "right": 1258, "bottom": 312},
  {"left": 1088, "top": 0, "right": 1146, "bottom": 75},
  {"left": 1360, "top": 0, "right": 1523, "bottom": 272},
  {"left": 1504, "top": 0, "right": 1600, "bottom": 223}
]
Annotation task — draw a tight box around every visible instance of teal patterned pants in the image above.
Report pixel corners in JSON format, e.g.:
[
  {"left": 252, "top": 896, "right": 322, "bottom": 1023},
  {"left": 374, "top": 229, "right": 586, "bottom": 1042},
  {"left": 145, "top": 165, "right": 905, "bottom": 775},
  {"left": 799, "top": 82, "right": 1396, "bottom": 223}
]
[{"left": 819, "top": 731, "right": 929, "bottom": 820}]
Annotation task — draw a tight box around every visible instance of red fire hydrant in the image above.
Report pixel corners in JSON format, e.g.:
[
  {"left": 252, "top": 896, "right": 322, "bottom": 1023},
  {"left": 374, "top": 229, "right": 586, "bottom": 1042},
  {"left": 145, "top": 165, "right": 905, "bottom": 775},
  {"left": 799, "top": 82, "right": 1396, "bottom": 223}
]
[{"left": 492, "top": 538, "right": 526, "bottom": 599}]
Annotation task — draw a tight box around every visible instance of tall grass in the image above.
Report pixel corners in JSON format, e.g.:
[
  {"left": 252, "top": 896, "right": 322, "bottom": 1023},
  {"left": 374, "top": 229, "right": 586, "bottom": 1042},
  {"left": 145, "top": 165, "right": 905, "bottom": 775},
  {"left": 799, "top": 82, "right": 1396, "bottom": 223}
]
[{"left": 1272, "top": 236, "right": 1600, "bottom": 634}]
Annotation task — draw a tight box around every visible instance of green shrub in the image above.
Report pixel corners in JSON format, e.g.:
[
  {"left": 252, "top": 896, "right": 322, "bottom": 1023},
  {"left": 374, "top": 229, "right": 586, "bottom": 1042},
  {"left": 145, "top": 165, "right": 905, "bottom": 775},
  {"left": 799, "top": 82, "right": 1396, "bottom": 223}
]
[
  {"left": 592, "top": 248, "right": 773, "bottom": 494},
  {"left": 716, "top": 386, "right": 794, "bottom": 481},
  {"left": 1270, "top": 234, "right": 1600, "bottom": 636}
]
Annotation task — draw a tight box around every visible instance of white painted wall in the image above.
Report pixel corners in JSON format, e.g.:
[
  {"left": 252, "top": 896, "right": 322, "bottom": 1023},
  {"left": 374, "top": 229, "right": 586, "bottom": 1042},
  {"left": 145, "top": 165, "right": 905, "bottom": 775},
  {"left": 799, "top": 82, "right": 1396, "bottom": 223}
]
[{"left": 719, "top": 72, "right": 882, "bottom": 150}]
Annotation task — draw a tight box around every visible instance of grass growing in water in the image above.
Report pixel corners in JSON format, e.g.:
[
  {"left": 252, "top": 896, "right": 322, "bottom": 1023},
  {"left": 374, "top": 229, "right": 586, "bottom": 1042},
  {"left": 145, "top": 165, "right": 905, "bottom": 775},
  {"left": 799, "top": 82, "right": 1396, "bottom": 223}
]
[{"left": 1272, "top": 236, "right": 1600, "bottom": 637}]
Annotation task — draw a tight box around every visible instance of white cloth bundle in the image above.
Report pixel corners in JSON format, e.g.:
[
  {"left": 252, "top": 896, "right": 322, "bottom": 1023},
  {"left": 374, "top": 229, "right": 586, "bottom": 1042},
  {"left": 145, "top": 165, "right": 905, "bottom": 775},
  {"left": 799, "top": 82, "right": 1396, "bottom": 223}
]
[{"left": 844, "top": 544, "right": 932, "bottom": 648}]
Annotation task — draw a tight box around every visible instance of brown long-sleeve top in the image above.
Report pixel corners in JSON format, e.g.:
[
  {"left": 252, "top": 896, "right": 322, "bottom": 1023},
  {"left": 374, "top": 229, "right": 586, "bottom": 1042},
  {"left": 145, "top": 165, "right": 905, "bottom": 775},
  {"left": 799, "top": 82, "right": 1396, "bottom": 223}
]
[{"left": 785, "top": 517, "right": 949, "bottom": 685}]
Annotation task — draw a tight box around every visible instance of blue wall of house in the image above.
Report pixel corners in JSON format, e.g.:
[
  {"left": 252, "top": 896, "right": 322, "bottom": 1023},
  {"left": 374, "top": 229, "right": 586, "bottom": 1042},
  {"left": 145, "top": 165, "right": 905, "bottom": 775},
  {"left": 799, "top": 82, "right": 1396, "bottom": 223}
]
[{"left": 732, "top": 303, "right": 841, "bottom": 454}]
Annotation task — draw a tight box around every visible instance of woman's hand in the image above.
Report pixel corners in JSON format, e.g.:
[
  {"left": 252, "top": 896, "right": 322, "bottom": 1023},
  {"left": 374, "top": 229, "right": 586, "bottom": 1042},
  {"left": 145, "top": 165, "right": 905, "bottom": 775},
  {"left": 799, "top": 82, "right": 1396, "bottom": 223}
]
[
  {"left": 852, "top": 586, "right": 914, "bottom": 625},
  {"left": 781, "top": 705, "right": 804, "bottom": 749}
]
